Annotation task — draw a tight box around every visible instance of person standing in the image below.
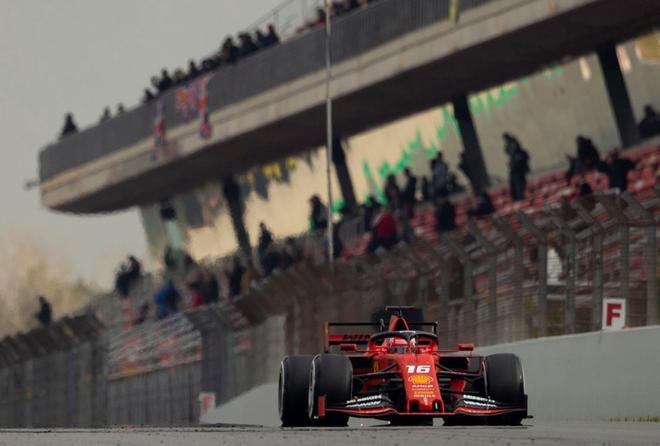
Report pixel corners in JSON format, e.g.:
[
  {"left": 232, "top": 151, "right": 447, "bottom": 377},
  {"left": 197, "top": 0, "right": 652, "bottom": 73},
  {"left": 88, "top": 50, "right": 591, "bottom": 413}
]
[
  {"left": 503, "top": 133, "right": 530, "bottom": 201},
  {"left": 431, "top": 153, "right": 450, "bottom": 197},
  {"left": 35, "top": 296, "right": 52, "bottom": 327}
]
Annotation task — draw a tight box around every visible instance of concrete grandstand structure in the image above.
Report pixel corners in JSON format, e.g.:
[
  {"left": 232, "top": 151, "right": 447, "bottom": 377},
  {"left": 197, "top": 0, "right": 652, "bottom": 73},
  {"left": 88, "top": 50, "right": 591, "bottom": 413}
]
[{"left": 38, "top": 0, "right": 660, "bottom": 263}]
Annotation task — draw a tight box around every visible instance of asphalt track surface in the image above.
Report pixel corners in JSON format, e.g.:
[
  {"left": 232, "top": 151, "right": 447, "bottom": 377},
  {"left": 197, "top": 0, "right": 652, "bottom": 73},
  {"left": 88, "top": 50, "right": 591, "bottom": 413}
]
[{"left": 1, "top": 423, "right": 659, "bottom": 446}]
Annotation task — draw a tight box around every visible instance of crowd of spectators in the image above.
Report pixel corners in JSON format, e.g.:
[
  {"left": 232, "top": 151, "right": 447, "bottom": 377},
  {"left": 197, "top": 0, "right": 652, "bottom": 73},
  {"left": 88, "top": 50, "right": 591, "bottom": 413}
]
[
  {"left": 58, "top": 0, "right": 388, "bottom": 139},
  {"left": 108, "top": 98, "right": 655, "bottom": 326}
]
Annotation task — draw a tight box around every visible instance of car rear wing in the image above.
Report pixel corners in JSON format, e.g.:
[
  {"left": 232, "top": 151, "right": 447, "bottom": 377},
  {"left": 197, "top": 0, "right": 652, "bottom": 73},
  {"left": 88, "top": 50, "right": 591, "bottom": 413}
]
[{"left": 324, "top": 320, "right": 439, "bottom": 352}]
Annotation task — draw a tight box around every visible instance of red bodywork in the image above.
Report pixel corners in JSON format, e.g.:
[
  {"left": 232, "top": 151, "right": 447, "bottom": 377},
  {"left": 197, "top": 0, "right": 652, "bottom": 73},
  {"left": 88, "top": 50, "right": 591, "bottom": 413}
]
[{"left": 320, "top": 313, "right": 527, "bottom": 421}]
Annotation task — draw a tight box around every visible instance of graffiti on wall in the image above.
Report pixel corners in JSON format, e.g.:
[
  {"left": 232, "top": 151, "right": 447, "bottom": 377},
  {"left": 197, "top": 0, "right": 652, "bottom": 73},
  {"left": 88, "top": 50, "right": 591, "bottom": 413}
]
[{"left": 359, "top": 67, "right": 564, "bottom": 203}]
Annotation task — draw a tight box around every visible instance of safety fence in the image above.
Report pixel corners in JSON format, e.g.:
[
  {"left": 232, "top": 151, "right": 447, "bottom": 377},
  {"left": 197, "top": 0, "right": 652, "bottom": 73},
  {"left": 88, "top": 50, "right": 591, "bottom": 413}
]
[
  {"left": 233, "top": 189, "right": 659, "bottom": 353},
  {"left": 0, "top": 189, "right": 657, "bottom": 427},
  {"left": 0, "top": 315, "right": 105, "bottom": 427}
]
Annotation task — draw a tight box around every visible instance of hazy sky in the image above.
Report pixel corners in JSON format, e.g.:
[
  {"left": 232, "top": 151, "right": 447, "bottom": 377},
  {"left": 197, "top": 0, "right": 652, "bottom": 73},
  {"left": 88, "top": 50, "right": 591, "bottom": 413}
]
[{"left": 0, "top": 0, "right": 283, "bottom": 286}]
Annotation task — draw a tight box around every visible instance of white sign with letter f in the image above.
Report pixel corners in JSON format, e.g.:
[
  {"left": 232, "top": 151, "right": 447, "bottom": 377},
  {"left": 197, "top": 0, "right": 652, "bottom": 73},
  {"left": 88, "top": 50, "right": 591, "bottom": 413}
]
[{"left": 602, "top": 298, "right": 626, "bottom": 330}]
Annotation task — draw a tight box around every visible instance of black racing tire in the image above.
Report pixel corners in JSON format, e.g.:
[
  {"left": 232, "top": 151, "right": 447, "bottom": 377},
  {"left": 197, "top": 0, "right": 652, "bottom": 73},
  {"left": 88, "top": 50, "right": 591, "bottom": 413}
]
[
  {"left": 484, "top": 353, "right": 526, "bottom": 426},
  {"left": 279, "top": 355, "right": 314, "bottom": 427},
  {"left": 308, "top": 354, "right": 353, "bottom": 426}
]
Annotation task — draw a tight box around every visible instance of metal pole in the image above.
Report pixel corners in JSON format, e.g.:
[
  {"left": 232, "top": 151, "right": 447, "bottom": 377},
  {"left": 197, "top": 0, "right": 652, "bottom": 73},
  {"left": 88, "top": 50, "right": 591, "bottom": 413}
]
[
  {"left": 324, "top": 0, "right": 334, "bottom": 263},
  {"left": 517, "top": 210, "right": 548, "bottom": 337}
]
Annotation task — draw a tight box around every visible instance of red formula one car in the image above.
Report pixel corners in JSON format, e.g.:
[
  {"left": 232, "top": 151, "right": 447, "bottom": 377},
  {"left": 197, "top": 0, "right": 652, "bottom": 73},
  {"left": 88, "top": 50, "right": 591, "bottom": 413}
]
[{"left": 279, "top": 307, "right": 528, "bottom": 427}]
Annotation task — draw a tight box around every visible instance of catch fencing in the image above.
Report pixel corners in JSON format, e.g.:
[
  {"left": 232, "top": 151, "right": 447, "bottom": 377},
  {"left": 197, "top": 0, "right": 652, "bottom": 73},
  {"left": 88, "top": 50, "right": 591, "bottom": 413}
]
[
  {"left": 0, "top": 315, "right": 105, "bottom": 428},
  {"left": 0, "top": 189, "right": 657, "bottom": 427},
  {"left": 234, "top": 189, "right": 659, "bottom": 353}
]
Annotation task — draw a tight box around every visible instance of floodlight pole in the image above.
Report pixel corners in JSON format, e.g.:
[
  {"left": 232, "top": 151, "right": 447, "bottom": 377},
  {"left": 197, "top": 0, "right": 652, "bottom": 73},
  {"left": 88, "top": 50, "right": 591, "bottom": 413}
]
[{"left": 324, "top": 0, "right": 334, "bottom": 264}]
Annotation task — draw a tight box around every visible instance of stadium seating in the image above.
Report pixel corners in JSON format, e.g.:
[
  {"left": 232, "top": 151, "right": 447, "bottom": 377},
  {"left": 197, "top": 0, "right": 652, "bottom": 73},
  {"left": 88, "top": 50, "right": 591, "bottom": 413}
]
[{"left": 341, "top": 143, "right": 659, "bottom": 258}]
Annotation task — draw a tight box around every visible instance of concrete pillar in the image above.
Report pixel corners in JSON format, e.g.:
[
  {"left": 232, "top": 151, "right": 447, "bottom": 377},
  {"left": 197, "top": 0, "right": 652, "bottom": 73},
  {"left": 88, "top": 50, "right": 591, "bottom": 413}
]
[
  {"left": 452, "top": 94, "right": 490, "bottom": 193},
  {"left": 596, "top": 43, "right": 641, "bottom": 148},
  {"left": 221, "top": 176, "right": 251, "bottom": 255},
  {"left": 331, "top": 136, "right": 357, "bottom": 210}
]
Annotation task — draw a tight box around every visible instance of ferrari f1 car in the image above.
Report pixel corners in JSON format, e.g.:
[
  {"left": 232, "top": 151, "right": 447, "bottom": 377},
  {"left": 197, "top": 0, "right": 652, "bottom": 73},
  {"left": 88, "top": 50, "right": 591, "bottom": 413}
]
[{"left": 279, "top": 306, "right": 528, "bottom": 427}]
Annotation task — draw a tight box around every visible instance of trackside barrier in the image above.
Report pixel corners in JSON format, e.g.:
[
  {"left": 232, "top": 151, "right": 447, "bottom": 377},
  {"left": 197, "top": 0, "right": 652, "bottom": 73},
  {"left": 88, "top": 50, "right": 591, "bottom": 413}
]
[
  {"left": 0, "top": 315, "right": 105, "bottom": 428},
  {"left": 105, "top": 312, "right": 202, "bottom": 426},
  {"left": 232, "top": 190, "right": 659, "bottom": 355},
  {"left": 0, "top": 190, "right": 656, "bottom": 427}
]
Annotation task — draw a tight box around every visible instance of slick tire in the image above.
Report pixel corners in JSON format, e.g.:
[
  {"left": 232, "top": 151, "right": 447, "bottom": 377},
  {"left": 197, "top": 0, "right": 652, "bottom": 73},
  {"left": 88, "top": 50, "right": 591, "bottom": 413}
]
[
  {"left": 279, "top": 355, "right": 314, "bottom": 427},
  {"left": 308, "top": 354, "right": 352, "bottom": 427},
  {"left": 484, "top": 353, "right": 526, "bottom": 426}
]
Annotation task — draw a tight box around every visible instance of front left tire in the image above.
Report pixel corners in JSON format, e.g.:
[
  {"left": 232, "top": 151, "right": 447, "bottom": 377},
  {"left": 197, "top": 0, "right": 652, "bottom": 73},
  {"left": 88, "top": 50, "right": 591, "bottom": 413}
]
[{"left": 279, "top": 355, "right": 314, "bottom": 427}]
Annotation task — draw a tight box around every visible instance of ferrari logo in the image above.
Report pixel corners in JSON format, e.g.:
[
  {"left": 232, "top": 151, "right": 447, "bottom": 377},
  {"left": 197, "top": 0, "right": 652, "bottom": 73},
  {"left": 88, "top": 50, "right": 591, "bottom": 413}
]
[{"left": 408, "top": 375, "right": 433, "bottom": 385}]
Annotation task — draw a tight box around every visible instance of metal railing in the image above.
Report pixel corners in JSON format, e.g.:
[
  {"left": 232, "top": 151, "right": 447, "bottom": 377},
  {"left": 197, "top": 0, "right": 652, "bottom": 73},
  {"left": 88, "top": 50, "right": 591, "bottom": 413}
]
[{"left": 39, "top": 0, "right": 500, "bottom": 181}]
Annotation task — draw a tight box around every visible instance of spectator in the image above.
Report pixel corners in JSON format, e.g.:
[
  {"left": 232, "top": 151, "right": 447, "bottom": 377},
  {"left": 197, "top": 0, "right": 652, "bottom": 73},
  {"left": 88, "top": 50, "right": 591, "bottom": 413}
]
[
  {"left": 467, "top": 192, "right": 495, "bottom": 218},
  {"left": 117, "top": 103, "right": 125, "bottom": 114},
  {"left": 99, "top": 107, "right": 111, "bottom": 123},
  {"left": 309, "top": 195, "right": 329, "bottom": 230},
  {"left": 638, "top": 105, "right": 660, "bottom": 139},
  {"left": 220, "top": 37, "right": 239, "bottom": 64},
  {"left": 187, "top": 60, "right": 200, "bottom": 81},
  {"left": 312, "top": 7, "right": 326, "bottom": 27},
  {"left": 566, "top": 135, "right": 600, "bottom": 181},
  {"left": 434, "top": 192, "right": 456, "bottom": 235},
  {"left": 154, "top": 279, "right": 178, "bottom": 319},
  {"left": 598, "top": 149, "right": 636, "bottom": 192},
  {"left": 143, "top": 88, "right": 155, "bottom": 103},
  {"left": 362, "top": 195, "right": 380, "bottom": 231},
  {"left": 504, "top": 133, "right": 530, "bottom": 201},
  {"left": 261, "top": 244, "right": 281, "bottom": 276},
  {"left": 431, "top": 152, "right": 450, "bottom": 197},
  {"left": 368, "top": 206, "right": 398, "bottom": 252},
  {"left": 35, "top": 296, "right": 52, "bottom": 327},
  {"left": 114, "top": 263, "right": 131, "bottom": 298},
  {"left": 256, "top": 30, "right": 269, "bottom": 48},
  {"left": 227, "top": 255, "right": 245, "bottom": 299},
  {"left": 157, "top": 69, "right": 173, "bottom": 93},
  {"left": 188, "top": 282, "right": 205, "bottom": 308},
  {"left": 173, "top": 68, "right": 186, "bottom": 85},
  {"left": 125, "top": 255, "right": 142, "bottom": 289},
  {"left": 60, "top": 113, "right": 78, "bottom": 138},
  {"left": 257, "top": 222, "right": 274, "bottom": 256},
  {"left": 401, "top": 168, "right": 417, "bottom": 218},
  {"left": 238, "top": 33, "right": 259, "bottom": 58},
  {"left": 264, "top": 24, "right": 280, "bottom": 46},
  {"left": 166, "top": 280, "right": 181, "bottom": 314},
  {"left": 384, "top": 174, "right": 401, "bottom": 209},
  {"left": 203, "top": 270, "right": 220, "bottom": 304}
]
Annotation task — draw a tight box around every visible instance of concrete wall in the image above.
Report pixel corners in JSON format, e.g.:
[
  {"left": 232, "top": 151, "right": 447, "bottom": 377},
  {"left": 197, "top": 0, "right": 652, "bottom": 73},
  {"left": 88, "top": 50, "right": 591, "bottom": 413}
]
[
  {"left": 202, "top": 325, "right": 660, "bottom": 426},
  {"left": 478, "top": 325, "right": 660, "bottom": 421}
]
